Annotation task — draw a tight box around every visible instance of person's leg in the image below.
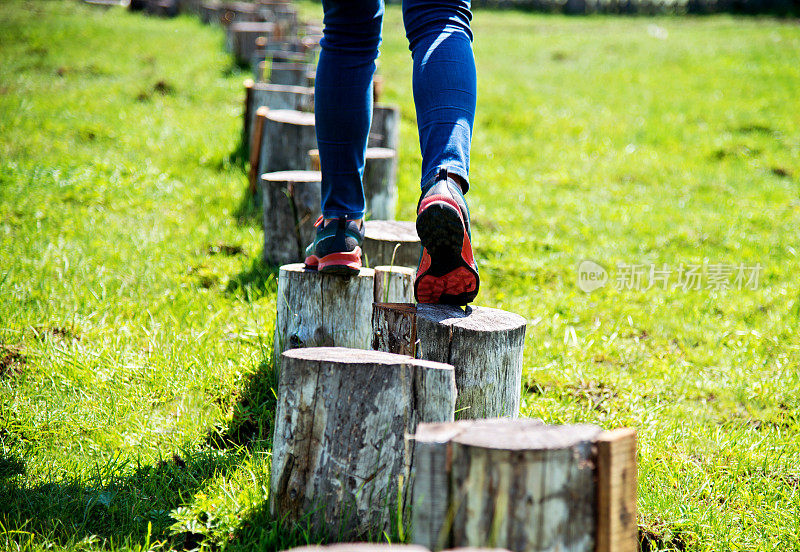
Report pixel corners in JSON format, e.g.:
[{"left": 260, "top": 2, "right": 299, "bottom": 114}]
[
  {"left": 315, "top": 0, "right": 383, "bottom": 220},
  {"left": 403, "top": 0, "right": 480, "bottom": 305},
  {"left": 306, "top": 0, "right": 382, "bottom": 274},
  {"left": 404, "top": 0, "right": 476, "bottom": 190}
]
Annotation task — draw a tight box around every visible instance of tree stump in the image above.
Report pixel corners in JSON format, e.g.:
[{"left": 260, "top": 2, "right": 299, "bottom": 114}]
[
  {"left": 373, "top": 266, "right": 415, "bottom": 304},
  {"left": 274, "top": 265, "right": 374, "bottom": 362},
  {"left": 372, "top": 302, "right": 417, "bottom": 358},
  {"left": 285, "top": 546, "right": 509, "bottom": 552},
  {"left": 227, "top": 22, "right": 275, "bottom": 66},
  {"left": 271, "top": 347, "right": 456, "bottom": 540},
  {"left": 199, "top": 0, "right": 222, "bottom": 23},
  {"left": 370, "top": 104, "right": 400, "bottom": 150},
  {"left": 410, "top": 420, "right": 606, "bottom": 552},
  {"left": 260, "top": 171, "right": 321, "bottom": 265},
  {"left": 308, "top": 148, "right": 398, "bottom": 221},
  {"left": 264, "top": 61, "right": 314, "bottom": 87},
  {"left": 362, "top": 147, "right": 397, "bottom": 220},
  {"left": 244, "top": 82, "right": 314, "bottom": 157},
  {"left": 248, "top": 107, "right": 270, "bottom": 195},
  {"left": 372, "top": 304, "right": 527, "bottom": 419},
  {"left": 362, "top": 221, "right": 420, "bottom": 268},
  {"left": 258, "top": 109, "right": 316, "bottom": 187}
]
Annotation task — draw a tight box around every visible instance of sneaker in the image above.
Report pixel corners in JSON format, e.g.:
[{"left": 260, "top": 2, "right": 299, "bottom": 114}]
[
  {"left": 304, "top": 216, "right": 364, "bottom": 275},
  {"left": 414, "top": 168, "right": 480, "bottom": 305}
]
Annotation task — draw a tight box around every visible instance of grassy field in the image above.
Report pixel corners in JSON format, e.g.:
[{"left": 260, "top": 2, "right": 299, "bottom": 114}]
[{"left": 1, "top": 1, "right": 799, "bottom": 550}]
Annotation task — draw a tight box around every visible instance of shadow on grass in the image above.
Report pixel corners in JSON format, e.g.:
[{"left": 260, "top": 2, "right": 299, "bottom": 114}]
[
  {"left": 234, "top": 185, "right": 262, "bottom": 226},
  {"left": 0, "top": 448, "right": 243, "bottom": 550},
  {"left": 225, "top": 258, "right": 280, "bottom": 302}
]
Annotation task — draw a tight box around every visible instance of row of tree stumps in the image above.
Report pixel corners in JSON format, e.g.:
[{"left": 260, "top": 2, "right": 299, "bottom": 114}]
[{"left": 112, "top": 1, "right": 638, "bottom": 549}]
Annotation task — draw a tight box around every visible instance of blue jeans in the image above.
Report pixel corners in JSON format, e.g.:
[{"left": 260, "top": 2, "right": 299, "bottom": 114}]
[{"left": 315, "top": 0, "right": 476, "bottom": 219}]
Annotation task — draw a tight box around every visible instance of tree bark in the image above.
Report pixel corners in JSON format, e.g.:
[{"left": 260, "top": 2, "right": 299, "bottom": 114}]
[
  {"left": 373, "top": 266, "right": 415, "bottom": 304},
  {"left": 274, "top": 264, "right": 375, "bottom": 363},
  {"left": 362, "top": 147, "right": 398, "bottom": 220},
  {"left": 248, "top": 107, "right": 270, "bottom": 195},
  {"left": 410, "top": 420, "right": 602, "bottom": 552},
  {"left": 595, "top": 429, "right": 638, "bottom": 552},
  {"left": 270, "top": 347, "right": 456, "bottom": 540},
  {"left": 265, "top": 61, "right": 314, "bottom": 87},
  {"left": 245, "top": 82, "right": 314, "bottom": 157},
  {"left": 362, "top": 220, "right": 419, "bottom": 268},
  {"left": 372, "top": 302, "right": 418, "bottom": 358},
  {"left": 258, "top": 109, "right": 316, "bottom": 187},
  {"left": 260, "top": 171, "right": 321, "bottom": 265},
  {"left": 370, "top": 103, "right": 400, "bottom": 150},
  {"left": 416, "top": 304, "right": 526, "bottom": 419}
]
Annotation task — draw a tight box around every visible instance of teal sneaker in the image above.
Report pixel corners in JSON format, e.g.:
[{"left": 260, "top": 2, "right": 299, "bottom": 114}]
[{"left": 304, "top": 216, "right": 365, "bottom": 276}]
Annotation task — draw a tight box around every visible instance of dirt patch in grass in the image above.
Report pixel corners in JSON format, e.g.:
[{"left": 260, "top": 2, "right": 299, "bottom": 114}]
[{"left": 0, "top": 345, "right": 27, "bottom": 378}]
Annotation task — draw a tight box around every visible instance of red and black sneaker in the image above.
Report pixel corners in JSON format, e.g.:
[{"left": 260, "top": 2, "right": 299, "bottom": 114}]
[
  {"left": 304, "top": 216, "right": 365, "bottom": 276},
  {"left": 414, "top": 169, "right": 480, "bottom": 305}
]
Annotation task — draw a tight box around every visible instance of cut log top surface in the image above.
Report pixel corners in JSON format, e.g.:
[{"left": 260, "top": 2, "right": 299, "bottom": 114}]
[
  {"left": 416, "top": 303, "right": 526, "bottom": 333},
  {"left": 262, "top": 170, "right": 321, "bottom": 182},
  {"left": 365, "top": 220, "right": 418, "bottom": 242},
  {"left": 280, "top": 262, "right": 373, "bottom": 277},
  {"left": 365, "top": 147, "right": 396, "bottom": 159},
  {"left": 229, "top": 21, "right": 274, "bottom": 31},
  {"left": 252, "top": 82, "right": 313, "bottom": 94},
  {"left": 285, "top": 545, "right": 431, "bottom": 552},
  {"left": 267, "top": 109, "right": 315, "bottom": 125},
  {"left": 414, "top": 419, "right": 601, "bottom": 450},
  {"left": 282, "top": 346, "right": 452, "bottom": 372}
]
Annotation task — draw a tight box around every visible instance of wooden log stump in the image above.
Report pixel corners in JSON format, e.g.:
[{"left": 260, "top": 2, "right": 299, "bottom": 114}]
[
  {"left": 362, "top": 147, "right": 397, "bottom": 220},
  {"left": 261, "top": 61, "right": 314, "bottom": 87},
  {"left": 284, "top": 546, "right": 509, "bottom": 552},
  {"left": 374, "top": 266, "right": 415, "bottom": 304},
  {"left": 274, "top": 265, "right": 374, "bottom": 361},
  {"left": 595, "top": 428, "right": 638, "bottom": 552},
  {"left": 248, "top": 106, "right": 270, "bottom": 195},
  {"left": 244, "top": 82, "right": 314, "bottom": 158},
  {"left": 260, "top": 171, "right": 321, "bottom": 265},
  {"left": 308, "top": 148, "right": 398, "bottom": 221},
  {"left": 372, "top": 304, "right": 527, "bottom": 419},
  {"left": 372, "top": 302, "right": 417, "bottom": 358},
  {"left": 370, "top": 104, "right": 400, "bottom": 150},
  {"left": 258, "top": 109, "right": 316, "bottom": 187},
  {"left": 271, "top": 347, "right": 456, "bottom": 540},
  {"left": 362, "top": 220, "right": 420, "bottom": 268},
  {"left": 199, "top": 0, "right": 222, "bottom": 23},
  {"left": 410, "top": 420, "right": 610, "bottom": 552},
  {"left": 227, "top": 22, "right": 274, "bottom": 66}
]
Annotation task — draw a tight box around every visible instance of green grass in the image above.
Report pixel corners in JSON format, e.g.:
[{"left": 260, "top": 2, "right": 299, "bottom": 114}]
[{"left": 1, "top": 1, "right": 799, "bottom": 550}]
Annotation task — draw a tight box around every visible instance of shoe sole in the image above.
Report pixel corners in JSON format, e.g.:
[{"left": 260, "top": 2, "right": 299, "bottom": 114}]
[
  {"left": 310, "top": 247, "right": 362, "bottom": 276},
  {"left": 415, "top": 199, "right": 479, "bottom": 305}
]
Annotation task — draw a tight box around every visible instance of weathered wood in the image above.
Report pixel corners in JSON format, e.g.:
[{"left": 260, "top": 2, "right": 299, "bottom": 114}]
[
  {"left": 372, "top": 302, "right": 417, "bottom": 358},
  {"left": 363, "top": 220, "right": 419, "bottom": 268},
  {"left": 227, "top": 22, "right": 274, "bottom": 66},
  {"left": 245, "top": 83, "right": 314, "bottom": 158},
  {"left": 260, "top": 171, "right": 321, "bottom": 265},
  {"left": 372, "top": 304, "right": 526, "bottom": 419},
  {"left": 259, "top": 61, "right": 314, "bottom": 87},
  {"left": 374, "top": 266, "right": 415, "bottom": 304},
  {"left": 271, "top": 347, "right": 456, "bottom": 540},
  {"left": 258, "top": 109, "right": 316, "bottom": 187},
  {"left": 242, "top": 78, "right": 254, "bottom": 155},
  {"left": 274, "top": 265, "right": 375, "bottom": 361},
  {"left": 410, "top": 420, "right": 601, "bottom": 552},
  {"left": 370, "top": 104, "right": 400, "bottom": 150},
  {"left": 307, "top": 149, "right": 398, "bottom": 222},
  {"left": 595, "top": 429, "right": 637, "bottom": 552},
  {"left": 285, "top": 546, "right": 431, "bottom": 552},
  {"left": 248, "top": 107, "right": 270, "bottom": 195},
  {"left": 362, "top": 147, "right": 397, "bottom": 220},
  {"left": 199, "top": 0, "right": 223, "bottom": 23}
]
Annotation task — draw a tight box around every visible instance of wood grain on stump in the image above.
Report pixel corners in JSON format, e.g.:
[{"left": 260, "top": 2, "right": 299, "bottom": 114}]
[
  {"left": 410, "top": 419, "right": 602, "bottom": 552},
  {"left": 373, "top": 266, "right": 415, "bottom": 304},
  {"left": 264, "top": 61, "right": 314, "bottom": 87},
  {"left": 275, "top": 264, "right": 375, "bottom": 363},
  {"left": 271, "top": 347, "right": 456, "bottom": 540},
  {"left": 258, "top": 109, "right": 316, "bottom": 187},
  {"left": 370, "top": 104, "right": 400, "bottom": 150},
  {"left": 260, "top": 171, "right": 321, "bottom": 265},
  {"left": 372, "top": 304, "right": 526, "bottom": 419},
  {"left": 595, "top": 429, "right": 638, "bottom": 552},
  {"left": 373, "top": 302, "right": 418, "bottom": 358},
  {"left": 363, "top": 220, "right": 419, "bottom": 268}
]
